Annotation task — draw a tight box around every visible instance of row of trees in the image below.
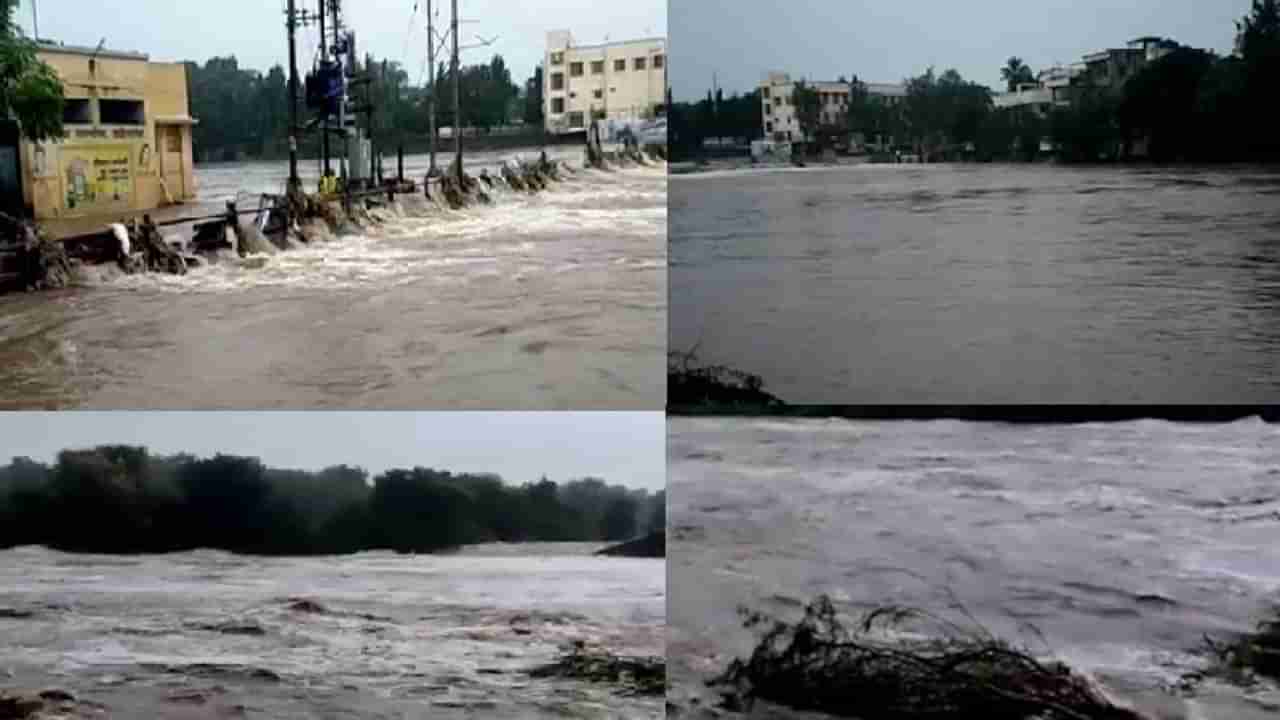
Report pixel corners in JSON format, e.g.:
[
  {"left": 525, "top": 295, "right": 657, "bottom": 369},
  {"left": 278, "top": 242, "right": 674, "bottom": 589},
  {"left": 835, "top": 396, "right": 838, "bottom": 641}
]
[
  {"left": 186, "top": 53, "right": 528, "bottom": 163},
  {"left": 0, "top": 446, "right": 665, "bottom": 556}
]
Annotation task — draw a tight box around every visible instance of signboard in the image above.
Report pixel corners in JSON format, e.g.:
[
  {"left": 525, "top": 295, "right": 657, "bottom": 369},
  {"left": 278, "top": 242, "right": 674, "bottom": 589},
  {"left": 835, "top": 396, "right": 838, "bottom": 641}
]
[{"left": 61, "top": 145, "right": 133, "bottom": 212}]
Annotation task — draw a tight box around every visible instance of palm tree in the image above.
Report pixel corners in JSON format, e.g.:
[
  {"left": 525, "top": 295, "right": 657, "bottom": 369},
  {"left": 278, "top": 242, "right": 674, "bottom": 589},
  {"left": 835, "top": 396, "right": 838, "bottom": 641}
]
[{"left": 1001, "top": 57, "right": 1036, "bottom": 92}]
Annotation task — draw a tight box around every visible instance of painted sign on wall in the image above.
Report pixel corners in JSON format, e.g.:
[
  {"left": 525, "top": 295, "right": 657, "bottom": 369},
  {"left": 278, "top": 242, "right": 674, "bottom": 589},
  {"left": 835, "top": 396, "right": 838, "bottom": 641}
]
[{"left": 61, "top": 145, "right": 133, "bottom": 212}]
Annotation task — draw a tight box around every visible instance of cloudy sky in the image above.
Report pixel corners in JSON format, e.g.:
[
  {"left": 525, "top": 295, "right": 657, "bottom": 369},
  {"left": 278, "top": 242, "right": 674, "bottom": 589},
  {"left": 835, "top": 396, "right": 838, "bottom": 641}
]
[
  {"left": 671, "top": 0, "right": 1246, "bottom": 100},
  {"left": 0, "top": 412, "right": 666, "bottom": 491},
  {"left": 14, "top": 0, "right": 665, "bottom": 88}
]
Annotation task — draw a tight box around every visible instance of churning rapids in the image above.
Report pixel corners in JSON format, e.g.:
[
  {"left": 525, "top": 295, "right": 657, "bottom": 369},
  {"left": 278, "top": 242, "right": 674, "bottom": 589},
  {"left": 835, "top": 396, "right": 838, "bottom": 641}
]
[
  {"left": 668, "top": 417, "right": 1280, "bottom": 719},
  {"left": 670, "top": 163, "right": 1280, "bottom": 404},
  {"left": 0, "top": 543, "right": 665, "bottom": 719},
  {"left": 0, "top": 148, "right": 665, "bottom": 409}
]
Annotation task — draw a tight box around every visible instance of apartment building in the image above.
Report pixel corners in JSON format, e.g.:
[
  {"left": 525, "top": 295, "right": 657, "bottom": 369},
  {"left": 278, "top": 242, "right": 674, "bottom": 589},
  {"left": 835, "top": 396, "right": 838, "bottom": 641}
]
[
  {"left": 758, "top": 72, "right": 905, "bottom": 143},
  {"left": 543, "top": 30, "right": 667, "bottom": 135}
]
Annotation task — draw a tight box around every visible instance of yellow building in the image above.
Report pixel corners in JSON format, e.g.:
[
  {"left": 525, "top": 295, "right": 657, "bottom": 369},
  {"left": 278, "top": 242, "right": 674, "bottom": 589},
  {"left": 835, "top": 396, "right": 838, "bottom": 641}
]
[{"left": 18, "top": 42, "right": 198, "bottom": 229}]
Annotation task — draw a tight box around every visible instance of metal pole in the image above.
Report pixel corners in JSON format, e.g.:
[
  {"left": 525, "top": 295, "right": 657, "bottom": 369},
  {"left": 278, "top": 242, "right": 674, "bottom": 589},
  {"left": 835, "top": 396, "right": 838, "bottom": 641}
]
[
  {"left": 319, "top": 0, "right": 330, "bottom": 177},
  {"left": 427, "top": 0, "right": 437, "bottom": 175},
  {"left": 31, "top": 0, "right": 39, "bottom": 40},
  {"left": 286, "top": 0, "right": 300, "bottom": 190},
  {"left": 451, "top": 0, "right": 461, "bottom": 179}
]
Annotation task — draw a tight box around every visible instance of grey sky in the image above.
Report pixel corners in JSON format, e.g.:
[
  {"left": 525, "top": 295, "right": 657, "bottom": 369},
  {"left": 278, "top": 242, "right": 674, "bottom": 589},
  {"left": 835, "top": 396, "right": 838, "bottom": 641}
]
[
  {"left": 671, "top": 0, "right": 1246, "bottom": 100},
  {"left": 14, "top": 0, "right": 665, "bottom": 89},
  {"left": 0, "top": 412, "right": 666, "bottom": 491}
]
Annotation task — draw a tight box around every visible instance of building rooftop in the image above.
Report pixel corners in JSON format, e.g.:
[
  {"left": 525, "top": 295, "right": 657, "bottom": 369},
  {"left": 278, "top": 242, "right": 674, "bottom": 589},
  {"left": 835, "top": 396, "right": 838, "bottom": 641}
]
[{"left": 35, "top": 40, "right": 149, "bottom": 62}]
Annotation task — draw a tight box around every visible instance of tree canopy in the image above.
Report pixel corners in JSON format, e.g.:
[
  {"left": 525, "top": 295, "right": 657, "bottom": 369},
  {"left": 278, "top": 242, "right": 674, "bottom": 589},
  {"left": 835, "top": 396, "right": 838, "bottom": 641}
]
[
  {"left": 0, "top": 446, "right": 665, "bottom": 555},
  {"left": 0, "top": 3, "right": 64, "bottom": 142}
]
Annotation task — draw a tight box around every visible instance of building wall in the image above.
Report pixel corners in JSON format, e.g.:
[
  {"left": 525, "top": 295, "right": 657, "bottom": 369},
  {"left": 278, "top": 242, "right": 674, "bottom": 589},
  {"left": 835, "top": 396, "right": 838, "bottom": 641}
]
[
  {"left": 18, "top": 47, "right": 197, "bottom": 223},
  {"left": 544, "top": 32, "right": 667, "bottom": 134},
  {"left": 759, "top": 72, "right": 904, "bottom": 144}
]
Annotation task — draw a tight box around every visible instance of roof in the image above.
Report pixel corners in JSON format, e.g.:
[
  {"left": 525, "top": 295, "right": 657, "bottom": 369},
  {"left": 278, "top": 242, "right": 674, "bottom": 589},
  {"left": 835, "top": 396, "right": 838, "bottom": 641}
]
[
  {"left": 35, "top": 40, "right": 149, "bottom": 62},
  {"left": 559, "top": 37, "right": 666, "bottom": 52}
]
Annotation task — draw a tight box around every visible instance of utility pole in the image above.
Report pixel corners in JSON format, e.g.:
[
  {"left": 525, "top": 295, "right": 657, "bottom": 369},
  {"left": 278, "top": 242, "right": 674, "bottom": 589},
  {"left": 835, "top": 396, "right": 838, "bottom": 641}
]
[
  {"left": 451, "top": 0, "right": 461, "bottom": 179},
  {"left": 427, "top": 0, "right": 437, "bottom": 175},
  {"left": 31, "top": 0, "right": 39, "bottom": 40},
  {"left": 284, "top": 0, "right": 302, "bottom": 191},
  {"left": 318, "top": 0, "right": 329, "bottom": 176}
]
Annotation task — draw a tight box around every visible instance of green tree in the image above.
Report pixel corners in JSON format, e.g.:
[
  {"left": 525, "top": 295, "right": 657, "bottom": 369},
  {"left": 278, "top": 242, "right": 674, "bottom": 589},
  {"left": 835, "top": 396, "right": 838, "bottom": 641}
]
[
  {"left": 0, "top": 2, "right": 64, "bottom": 142},
  {"left": 524, "top": 64, "right": 544, "bottom": 126},
  {"left": 1118, "top": 47, "right": 1216, "bottom": 161},
  {"left": 1000, "top": 57, "right": 1036, "bottom": 92},
  {"left": 791, "top": 80, "right": 821, "bottom": 142}
]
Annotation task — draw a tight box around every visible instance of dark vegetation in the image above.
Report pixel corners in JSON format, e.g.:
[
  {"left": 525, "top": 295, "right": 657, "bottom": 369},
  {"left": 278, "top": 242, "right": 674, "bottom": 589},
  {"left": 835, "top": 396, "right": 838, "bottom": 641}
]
[
  {"left": 1199, "top": 606, "right": 1280, "bottom": 686},
  {"left": 667, "top": 349, "right": 785, "bottom": 412},
  {"left": 530, "top": 641, "right": 665, "bottom": 696},
  {"left": 0, "top": 446, "right": 664, "bottom": 555},
  {"left": 185, "top": 53, "right": 530, "bottom": 163},
  {"left": 713, "top": 595, "right": 1148, "bottom": 719}
]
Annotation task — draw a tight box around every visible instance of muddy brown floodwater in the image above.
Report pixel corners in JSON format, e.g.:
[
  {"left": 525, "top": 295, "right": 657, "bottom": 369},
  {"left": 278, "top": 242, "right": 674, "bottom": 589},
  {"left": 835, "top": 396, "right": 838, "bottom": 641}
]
[{"left": 0, "top": 149, "right": 666, "bottom": 409}]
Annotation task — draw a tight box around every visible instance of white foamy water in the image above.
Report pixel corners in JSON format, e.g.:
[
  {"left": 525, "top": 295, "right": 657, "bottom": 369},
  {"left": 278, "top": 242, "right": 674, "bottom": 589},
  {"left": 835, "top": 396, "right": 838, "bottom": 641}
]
[
  {"left": 0, "top": 544, "right": 664, "bottom": 719},
  {"left": 668, "top": 417, "right": 1280, "bottom": 719},
  {"left": 0, "top": 156, "right": 666, "bottom": 409}
]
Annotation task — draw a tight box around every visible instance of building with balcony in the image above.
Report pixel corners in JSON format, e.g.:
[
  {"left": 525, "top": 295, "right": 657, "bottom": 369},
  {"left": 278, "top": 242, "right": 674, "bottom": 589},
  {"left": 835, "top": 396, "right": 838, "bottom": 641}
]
[
  {"left": 543, "top": 30, "right": 667, "bottom": 135},
  {"left": 1, "top": 42, "right": 198, "bottom": 227}
]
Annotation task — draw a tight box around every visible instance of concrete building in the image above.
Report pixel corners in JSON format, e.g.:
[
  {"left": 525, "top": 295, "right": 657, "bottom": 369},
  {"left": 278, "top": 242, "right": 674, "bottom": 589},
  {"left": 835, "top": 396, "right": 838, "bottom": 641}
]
[
  {"left": 2, "top": 42, "right": 198, "bottom": 228},
  {"left": 758, "top": 72, "right": 904, "bottom": 145},
  {"left": 993, "top": 64, "right": 1085, "bottom": 113},
  {"left": 543, "top": 30, "right": 667, "bottom": 135}
]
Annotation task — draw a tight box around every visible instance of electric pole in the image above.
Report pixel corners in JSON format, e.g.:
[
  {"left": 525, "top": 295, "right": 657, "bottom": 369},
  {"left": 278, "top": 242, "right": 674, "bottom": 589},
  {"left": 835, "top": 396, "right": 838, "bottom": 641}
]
[
  {"left": 451, "top": 0, "right": 461, "bottom": 179},
  {"left": 319, "top": 0, "right": 329, "bottom": 176},
  {"left": 427, "top": 0, "right": 437, "bottom": 175},
  {"left": 31, "top": 0, "right": 39, "bottom": 40},
  {"left": 285, "top": 0, "right": 301, "bottom": 190}
]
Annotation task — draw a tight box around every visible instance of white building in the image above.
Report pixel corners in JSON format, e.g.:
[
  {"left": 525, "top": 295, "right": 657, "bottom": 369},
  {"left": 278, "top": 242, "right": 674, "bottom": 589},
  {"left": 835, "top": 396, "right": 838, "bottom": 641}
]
[
  {"left": 544, "top": 30, "right": 667, "bottom": 135},
  {"left": 758, "top": 72, "right": 905, "bottom": 144}
]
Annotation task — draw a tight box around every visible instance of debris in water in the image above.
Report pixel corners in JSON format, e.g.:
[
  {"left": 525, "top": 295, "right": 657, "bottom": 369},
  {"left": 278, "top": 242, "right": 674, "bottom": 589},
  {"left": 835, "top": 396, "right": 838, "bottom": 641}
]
[
  {"left": 712, "top": 594, "right": 1151, "bottom": 719},
  {"left": 1199, "top": 606, "right": 1280, "bottom": 686},
  {"left": 596, "top": 530, "right": 665, "bottom": 558},
  {"left": 530, "top": 642, "right": 665, "bottom": 696}
]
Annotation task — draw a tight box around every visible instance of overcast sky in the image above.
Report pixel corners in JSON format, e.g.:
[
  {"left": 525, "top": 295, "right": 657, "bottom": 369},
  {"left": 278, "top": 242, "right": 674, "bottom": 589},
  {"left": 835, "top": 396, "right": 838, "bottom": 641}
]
[
  {"left": 0, "top": 412, "right": 666, "bottom": 491},
  {"left": 14, "top": 0, "right": 665, "bottom": 88},
  {"left": 671, "top": 0, "right": 1246, "bottom": 100}
]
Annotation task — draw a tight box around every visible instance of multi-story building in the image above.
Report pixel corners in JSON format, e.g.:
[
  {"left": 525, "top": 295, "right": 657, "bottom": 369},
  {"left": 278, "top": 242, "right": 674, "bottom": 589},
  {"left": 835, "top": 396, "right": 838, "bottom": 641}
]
[
  {"left": 758, "top": 72, "right": 905, "bottom": 144},
  {"left": 543, "top": 30, "right": 667, "bottom": 135},
  {"left": 1, "top": 41, "right": 198, "bottom": 229}
]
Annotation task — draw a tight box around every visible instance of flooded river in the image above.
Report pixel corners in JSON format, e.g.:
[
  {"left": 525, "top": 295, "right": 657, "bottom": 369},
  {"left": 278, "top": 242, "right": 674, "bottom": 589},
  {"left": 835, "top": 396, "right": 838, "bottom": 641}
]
[
  {"left": 670, "top": 164, "right": 1280, "bottom": 404},
  {"left": 0, "top": 543, "right": 664, "bottom": 719},
  {"left": 668, "top": 417, "right": 1280, "bottom": 719},
  {"left": 0, "top": 149, "right": 665, "bottom": 409}
]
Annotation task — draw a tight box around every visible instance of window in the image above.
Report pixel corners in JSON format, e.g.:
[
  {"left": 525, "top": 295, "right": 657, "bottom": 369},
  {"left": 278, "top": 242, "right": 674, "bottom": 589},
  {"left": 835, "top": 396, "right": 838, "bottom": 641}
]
[
  {"left": 592, "top": 108, "right": 606, "bottom": 120},
  {"left": 591, "top": 60, "right": 604, "bottom": 74},
  {"left": 763, "top": 87, "right": 770, "bottom": 99},
  {"left": 63, "top": 98, "right": 92, "bottom": 125},
  {"left": 550, "top": 73, "right": 565, "bottom": 91},
  {"left": 550, "top": 97, "right": 565, "bottom": 114},
  {"left": 568, "top": 111, "right": 584, "bottom": 128},
  {"left": 764, "top": 104, "right": 772, "bottom": 115},
  {"left": 569, "top": 92, "right": 577, "bottom": 99},
  {"left": 593, "top": 89, "right": 603, "bottom": 99},
  {"left": 614, "top": 59, "right": 626, "bottom": 72},
  {"left": 653, "top": 54, "right": 664, "bottom": 69},
  {"left": 570, "top": 61, "right": 584, "bottom": 77},
  {"left": 634, "top": 57, "right": 646, "bottom": 71},
  {"left": 773, "top": 97, "right": 781, "bottom": 106},
  {"left": 550, "top": 52, "right": 564, "bottom": 65},
  {"left": 99, "top": 99, "right": 145, "bottom": 125},
  {"left": 766, "top": 121, "right": 773, "bottom": 132}
]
